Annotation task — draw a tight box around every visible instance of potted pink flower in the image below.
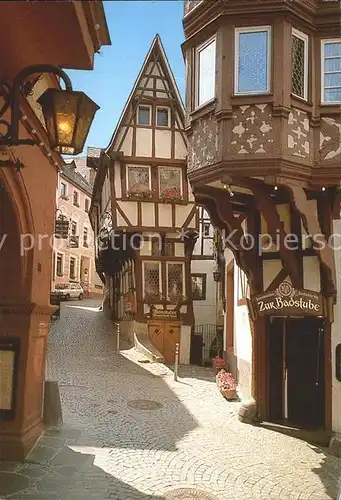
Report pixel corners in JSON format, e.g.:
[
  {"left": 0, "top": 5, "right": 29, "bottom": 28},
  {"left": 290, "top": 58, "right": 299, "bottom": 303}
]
[
  {"left": 212, "top": 356, "right": 225, "bottom": 373},
  {"left": 216, "top": 370, "right": 237, "bottom": 400}
]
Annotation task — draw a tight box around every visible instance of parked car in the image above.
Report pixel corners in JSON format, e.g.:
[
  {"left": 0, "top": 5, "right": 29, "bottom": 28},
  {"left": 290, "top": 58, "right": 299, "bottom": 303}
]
[{"left": 51, "top": 283, "right": 84, "bottom": 301}]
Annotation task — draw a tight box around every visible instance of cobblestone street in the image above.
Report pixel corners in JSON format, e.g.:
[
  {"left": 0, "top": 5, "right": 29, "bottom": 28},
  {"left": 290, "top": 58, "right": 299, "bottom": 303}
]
[{"left": 0, "top": 299, "right": 340, "bottom": 499}]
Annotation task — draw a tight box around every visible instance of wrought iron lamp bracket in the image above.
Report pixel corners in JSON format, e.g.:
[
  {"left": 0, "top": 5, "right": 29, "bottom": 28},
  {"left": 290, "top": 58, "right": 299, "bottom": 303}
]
[{"left": 0, "top": 64, "right": 72, "bottom": 148}]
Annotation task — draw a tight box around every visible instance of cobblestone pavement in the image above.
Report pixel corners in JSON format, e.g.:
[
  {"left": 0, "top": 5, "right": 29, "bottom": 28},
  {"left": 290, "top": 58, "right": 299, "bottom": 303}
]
[{"left": 0, "top": 299, "right": 340, "bottom": 500}]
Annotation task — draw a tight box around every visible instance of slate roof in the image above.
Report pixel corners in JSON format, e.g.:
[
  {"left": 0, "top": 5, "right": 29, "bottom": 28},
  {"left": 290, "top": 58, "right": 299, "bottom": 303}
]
[{"left": 60, "top": 161, "right": 93, "bottom": 196}]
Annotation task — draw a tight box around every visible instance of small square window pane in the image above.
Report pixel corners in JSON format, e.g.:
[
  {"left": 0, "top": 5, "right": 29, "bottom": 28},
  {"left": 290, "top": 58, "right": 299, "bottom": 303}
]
[
  {"left": 157, "top": 108, "right": 169, "bottom": 127},
  {"left": 324, "top": 42, "right": 341, "bottom": 58},
  {"left": 138, "top": 106, "right": 150, "bottom": 125},
  {"left": 237, "top": 30, "right": 269, "bottom": 94},
  {"left": 324, "top": 87, "right": 341, "bottom": 102},
  {"left": 325, "top": 57, "right": 341, "bottom": 72},
  {"left": 324, "top": 73, "right": 341, "bottom": 87}
]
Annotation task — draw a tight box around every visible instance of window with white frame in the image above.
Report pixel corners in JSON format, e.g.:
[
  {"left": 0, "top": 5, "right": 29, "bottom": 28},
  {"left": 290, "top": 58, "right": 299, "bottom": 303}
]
[
  {"left": 85, "top": 198, "right": 90, "bottom": 212},
  {"left": 143, "top": 261, "right": 161, "bottom": 299},
  {"left": 235, "top": 26, "right": 271, "bottom": 95},
  {"left": 292, "top": 28, "right": 309, "bottom": 100},
  {"left": 159, "top": 166, "right": 182, "bottom": 200},
  {"left": 56, "top": 253, "right": 64, "bottom": 277},
  {"left": 321, "top": 39, "right": 341, "bottom": 103},
  {"left": 167, "top": 262, "right": 184, "bottom": 300},
  {"left": 196, "top": 37, "right": 216, "bottom": 107},
  {"left": 126, "top": 165, "right": 151, "bottom": 196},
  {"left": 73, "top": 190, "right": 79, "bottom": 206},
  {"left": 137, "top": 105, "right": 151, "bottom": 125},
  {"left": 156, "top": 107, "right": 170, "bottom": 127},
  {"left": 60, "top": 182, "right": 67, "bottom": 197}
]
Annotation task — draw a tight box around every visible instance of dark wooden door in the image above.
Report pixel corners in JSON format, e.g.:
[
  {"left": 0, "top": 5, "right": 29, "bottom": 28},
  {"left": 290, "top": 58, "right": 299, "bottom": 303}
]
[{"left": 286, "top": 318, "right": 325, "bottom": 428}]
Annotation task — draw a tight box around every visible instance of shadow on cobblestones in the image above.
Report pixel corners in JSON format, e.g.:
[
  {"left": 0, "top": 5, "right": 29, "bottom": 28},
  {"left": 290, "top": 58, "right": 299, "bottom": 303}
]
[
  {"left": 46, "top": 300, "right": 199, "bottom": 453},
  {"left": 0, "top": 432, "right": 164, "bottom": 499},
  {"left": 310, "top": 445, "right": 341, "bottom": 500}
]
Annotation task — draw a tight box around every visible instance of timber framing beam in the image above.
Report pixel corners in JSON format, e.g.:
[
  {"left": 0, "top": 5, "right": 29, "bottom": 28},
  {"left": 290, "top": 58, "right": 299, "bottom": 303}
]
[{"left": 245, "top": 180, "right": 301, "bottom": 289}]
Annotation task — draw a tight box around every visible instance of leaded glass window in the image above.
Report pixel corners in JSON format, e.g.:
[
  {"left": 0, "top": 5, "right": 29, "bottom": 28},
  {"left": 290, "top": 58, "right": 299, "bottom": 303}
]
[
  {"left": 127, "top": 166, "right": 150, "bottom": 194},
  {"left": 197, "top": 38, "right": 216, "bottom": 107},
  {"left": 167, "top": 262, "right": 184, "bottom": 299},
  {"left": 159, "top": 167, "right": 182, "bottom": 198},
  {"left": 322, "top": 40, "right": 341, "bottom": 103},
  {"left": 143, "top": 262, "right": 161, "bottom": 298},
  {"left": 292, "top": 30, "right": 308, "bottom": 100},
  {"left": 235, "top": 27, "right": 271, "bottom": 94}
]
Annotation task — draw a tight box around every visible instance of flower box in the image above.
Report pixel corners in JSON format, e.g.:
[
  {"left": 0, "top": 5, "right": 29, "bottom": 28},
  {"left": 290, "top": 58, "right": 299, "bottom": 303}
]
[{"left": 160, "top": 187, "right": 183, "bottom": 203}]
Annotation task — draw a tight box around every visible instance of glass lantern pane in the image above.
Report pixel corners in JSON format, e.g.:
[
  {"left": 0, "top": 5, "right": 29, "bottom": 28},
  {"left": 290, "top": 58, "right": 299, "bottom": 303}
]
[
  {"left": 237, "top": 30, "right": 269, "bottom": 93},
  {"left": 73, "top": 92, "right": 99, "bottom": 155}
]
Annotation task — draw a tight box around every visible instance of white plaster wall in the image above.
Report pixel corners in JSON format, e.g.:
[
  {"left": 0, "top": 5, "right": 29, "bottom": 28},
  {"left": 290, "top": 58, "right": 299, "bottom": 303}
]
[
  {"left": 233, "top": 264, "right": 253, "bottom": 399},
  {"left": 175, "top": 204, "right": 192, "bottom": 228},
  {"left": 331, "top": 219, "right": 341, "bottom": 433},
  {"left": 141, "top": 202, "right": 155, "bottom": 227},
  {"left": 180, "top": 325, "right": 191, "bottom": 364},
  {"left": 158, "top": 204, "right": 172, "bottom": 227},
  {"left": 191, "top": 260, "right": 216, "bottom": 326},
  {"left": 135, "top": 129, "right": 152, "bottom": 157},
  {"left": 175, "top": 131, "right": 187, "bottom": 159},
  {"left": 303, "top": 256, "right": 320, "bottom": 291},
  {"left": 117, "top": 201, "right": 137, "bottom": 226},
  {"left": 262, "top": 259, "right": 282, "bottom": 290},
  {"left": 121, "top": 127, "right": 133, "bottom": 157},
  {"left": 155, "top": 129, "right": 171, "bottom": 158}
]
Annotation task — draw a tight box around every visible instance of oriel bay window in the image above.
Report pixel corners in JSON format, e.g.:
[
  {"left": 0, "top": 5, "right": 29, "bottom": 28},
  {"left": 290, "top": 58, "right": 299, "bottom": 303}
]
[
  {"left": 126, "top": 165, "right": 151, "bottom": 198},
  {"left": 235, "top": 26, "right": 271, "bottom": 95},
  {"left": 321, "top": 39, "right": 341, "bottom": 103},
  {"left": 292, "top": 29, "right": 308, "bottom": 100},
  {"left": 196, "top": 37, "right": 216, "bottom": 107},
  {"left": 159, "top": 166, "right": 182, "bottom": 202}
]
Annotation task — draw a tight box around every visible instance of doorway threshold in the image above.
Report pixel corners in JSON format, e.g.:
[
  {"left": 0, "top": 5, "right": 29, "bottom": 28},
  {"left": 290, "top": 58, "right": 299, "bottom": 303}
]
[{"left": 259, "top": 421, "right": 332, "bottom": 447}]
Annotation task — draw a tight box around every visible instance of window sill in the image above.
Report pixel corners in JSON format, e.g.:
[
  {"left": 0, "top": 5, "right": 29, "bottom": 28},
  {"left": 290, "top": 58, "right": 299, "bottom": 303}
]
[
  {"left": 230, "top": 93, "right": 273, "bottom": 105},
  {"left": 190, "top": 98, "right": 217, "bottom": 120}
]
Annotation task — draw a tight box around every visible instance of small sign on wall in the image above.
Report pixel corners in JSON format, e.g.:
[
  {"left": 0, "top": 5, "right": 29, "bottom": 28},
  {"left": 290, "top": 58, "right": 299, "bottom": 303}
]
[
  {"left": 0, "top": 338, "right": 20, "bottom": 420},
  {"left": 250, "top": 281, "right": 324, "bottom": 319},
  {"left": 151, "top": 308, "right": 178, "bottom": 320}
]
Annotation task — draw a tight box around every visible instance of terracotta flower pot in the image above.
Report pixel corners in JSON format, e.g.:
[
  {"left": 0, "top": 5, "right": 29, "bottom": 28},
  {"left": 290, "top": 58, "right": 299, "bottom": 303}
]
[{"left": 220, "top": 388, "right": 237, "bottom": 400}]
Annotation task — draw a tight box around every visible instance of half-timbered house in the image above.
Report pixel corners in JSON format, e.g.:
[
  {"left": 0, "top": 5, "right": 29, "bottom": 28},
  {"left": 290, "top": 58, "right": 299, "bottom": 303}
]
[{"left": 88, "top": 35, "right": 197, "bottom": 364}]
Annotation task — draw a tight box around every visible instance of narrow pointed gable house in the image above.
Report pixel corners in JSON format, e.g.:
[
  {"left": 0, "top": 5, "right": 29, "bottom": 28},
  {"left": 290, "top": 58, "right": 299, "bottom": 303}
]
[{"left": 88, "top": 35, "right": 197, "bottom": 364}]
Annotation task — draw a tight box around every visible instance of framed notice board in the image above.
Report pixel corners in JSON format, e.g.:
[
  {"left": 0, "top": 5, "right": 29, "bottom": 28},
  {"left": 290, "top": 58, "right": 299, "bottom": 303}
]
[{"left": 0, "top": 337, "right": 20, "bottom": 420}]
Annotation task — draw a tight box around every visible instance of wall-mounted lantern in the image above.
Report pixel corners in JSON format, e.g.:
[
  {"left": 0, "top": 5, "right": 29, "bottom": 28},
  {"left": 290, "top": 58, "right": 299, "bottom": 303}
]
[
  {"left": 213, "top": 270, "right": 221, "bottom": 282},
  {"left": 0, "top": 64, "right": 99, "bottom": 158}
]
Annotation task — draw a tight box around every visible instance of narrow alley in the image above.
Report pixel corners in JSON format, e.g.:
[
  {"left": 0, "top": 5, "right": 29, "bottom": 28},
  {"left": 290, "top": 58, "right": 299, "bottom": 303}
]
[{"left": 0, "top": 301, "right": 340, "bottom": 499}]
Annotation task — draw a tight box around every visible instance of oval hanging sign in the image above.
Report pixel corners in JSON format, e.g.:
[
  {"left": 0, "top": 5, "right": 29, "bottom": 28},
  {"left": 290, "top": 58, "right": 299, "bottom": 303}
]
[{"left": 251, "top": 281, "right": 324, "bottom": 318}]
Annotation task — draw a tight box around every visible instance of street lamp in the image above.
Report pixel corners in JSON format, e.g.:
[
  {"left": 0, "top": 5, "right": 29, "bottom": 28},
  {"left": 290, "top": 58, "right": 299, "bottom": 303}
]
[{"left": 0, "top": 64, "right": 99, "bottom": 156}]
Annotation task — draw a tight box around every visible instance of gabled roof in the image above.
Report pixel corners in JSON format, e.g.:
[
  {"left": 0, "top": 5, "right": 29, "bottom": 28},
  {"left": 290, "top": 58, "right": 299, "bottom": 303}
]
[{"left": 105, "top": 34, "right": 185, "bottom": 154}]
